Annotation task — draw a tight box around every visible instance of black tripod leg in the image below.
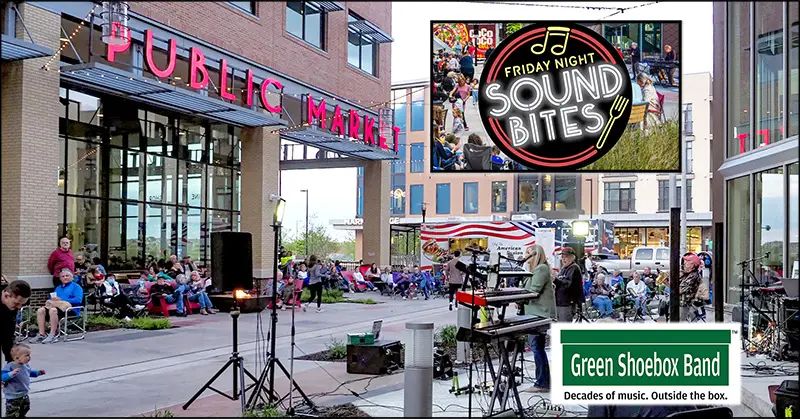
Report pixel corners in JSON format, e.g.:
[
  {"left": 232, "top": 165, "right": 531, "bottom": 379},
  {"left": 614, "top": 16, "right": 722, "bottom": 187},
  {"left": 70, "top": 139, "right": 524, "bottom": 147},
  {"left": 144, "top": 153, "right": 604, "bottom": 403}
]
[
  {"left": 183, "top": 358, "right": 235, "bottom": 410},
  {"left": 239, "top": 358, "right": 248, "bottom": 412},
  {"left": 274, "top": 359, "right": 314, "bottom": 408}
]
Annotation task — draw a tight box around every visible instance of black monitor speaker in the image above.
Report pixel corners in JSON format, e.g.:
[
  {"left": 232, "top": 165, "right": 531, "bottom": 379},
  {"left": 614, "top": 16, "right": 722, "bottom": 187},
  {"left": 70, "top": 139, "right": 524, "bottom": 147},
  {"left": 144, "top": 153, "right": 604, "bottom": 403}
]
[{"left": 211, "top": 232, "right": 254, "bottom": 292}]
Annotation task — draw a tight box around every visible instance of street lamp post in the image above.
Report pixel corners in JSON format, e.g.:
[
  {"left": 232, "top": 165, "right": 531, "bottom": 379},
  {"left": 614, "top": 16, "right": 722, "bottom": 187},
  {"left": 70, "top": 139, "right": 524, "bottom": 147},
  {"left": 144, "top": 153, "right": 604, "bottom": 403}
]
[
  {"left": 584, "top": 178, "right": 593, "bottom": 220},
  {"left": 300, "top": 189, "right": 309, "bottom": 257}
]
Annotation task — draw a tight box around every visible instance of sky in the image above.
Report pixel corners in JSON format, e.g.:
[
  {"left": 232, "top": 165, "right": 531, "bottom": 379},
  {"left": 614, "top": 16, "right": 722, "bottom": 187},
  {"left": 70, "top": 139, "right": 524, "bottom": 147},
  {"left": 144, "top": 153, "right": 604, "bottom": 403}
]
[{"left": 280, "top": 1, "right": 715, "bottom": 241}]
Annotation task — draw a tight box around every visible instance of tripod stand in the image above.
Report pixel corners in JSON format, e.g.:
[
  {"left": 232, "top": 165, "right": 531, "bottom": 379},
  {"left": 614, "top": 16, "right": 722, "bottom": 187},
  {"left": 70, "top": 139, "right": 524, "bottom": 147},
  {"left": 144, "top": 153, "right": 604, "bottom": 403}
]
[
  {"left": 183, "top": 306, "right": 263, "bottom": 414},
  {"left": 245, "top": 223, "right": 314, "bottom": 413}
]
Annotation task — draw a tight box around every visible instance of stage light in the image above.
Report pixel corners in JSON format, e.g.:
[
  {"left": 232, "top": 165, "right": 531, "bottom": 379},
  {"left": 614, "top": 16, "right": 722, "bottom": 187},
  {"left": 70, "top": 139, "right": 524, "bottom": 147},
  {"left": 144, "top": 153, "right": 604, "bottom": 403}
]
[
  {"left": 273, "top": 197, "right": 286, "bottom": 226},
  {"left": 572, "top": 220, "right": 590, "bottom": 237}
]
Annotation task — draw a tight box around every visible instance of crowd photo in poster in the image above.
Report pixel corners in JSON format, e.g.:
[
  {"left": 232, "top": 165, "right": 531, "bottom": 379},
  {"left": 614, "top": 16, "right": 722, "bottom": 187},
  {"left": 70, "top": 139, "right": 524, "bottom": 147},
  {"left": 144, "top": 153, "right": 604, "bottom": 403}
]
[{"left": 431, "top": 21, "right": 682, "bottom": 173}]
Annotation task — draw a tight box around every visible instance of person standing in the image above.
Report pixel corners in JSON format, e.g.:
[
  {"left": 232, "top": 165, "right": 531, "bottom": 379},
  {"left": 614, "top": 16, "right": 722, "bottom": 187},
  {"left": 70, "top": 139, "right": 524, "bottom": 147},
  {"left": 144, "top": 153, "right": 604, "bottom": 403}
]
[
  {"left": 453, "top": 41, "right": 463, "bottom": 57},
  {"left": 303, "top": 255, "right": 324, "bottom": 313},
  {"left": 1, "top": 281, "right": 32, "bottom": 362},
  {"left": 47, "top": 237, "right": 75, "bottom": 288},
  {"left": 554, "top": 247, "right": 583, "bottom": 322},
  {"left": 679, "top": 254, "right": 703, "bottom": 322},
  {"left": 445, "top": 250, "right": 467, "bottom": 311},
  {"left": 628, "top": 42, "right": 641, "bottom": 79},
  {"left": 520, "top": 244, "right": 556, "bottom": 393},
  {"left": 663, "top": 44, "right": 676, "bottom": 87},
  {"left": 459, "top": 51, "right": 475, "bottom": 82}
]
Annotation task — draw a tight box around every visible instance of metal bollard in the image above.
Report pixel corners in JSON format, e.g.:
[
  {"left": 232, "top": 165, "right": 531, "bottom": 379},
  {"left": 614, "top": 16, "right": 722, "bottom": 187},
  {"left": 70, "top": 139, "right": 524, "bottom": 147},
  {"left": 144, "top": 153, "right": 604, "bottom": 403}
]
[
  {"left": 456, "top": 304, "right": 471, "bottom": 363},
  {"left": 404, "top": 322, "right": 434, "bottom": 417}
]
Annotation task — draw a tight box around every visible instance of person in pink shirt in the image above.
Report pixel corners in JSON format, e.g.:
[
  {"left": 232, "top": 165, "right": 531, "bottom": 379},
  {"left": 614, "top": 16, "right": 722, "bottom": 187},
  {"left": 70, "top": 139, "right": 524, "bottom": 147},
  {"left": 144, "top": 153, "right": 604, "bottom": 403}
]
[{"left": 47, "top": 237, "right": 75, "bottom": 288}]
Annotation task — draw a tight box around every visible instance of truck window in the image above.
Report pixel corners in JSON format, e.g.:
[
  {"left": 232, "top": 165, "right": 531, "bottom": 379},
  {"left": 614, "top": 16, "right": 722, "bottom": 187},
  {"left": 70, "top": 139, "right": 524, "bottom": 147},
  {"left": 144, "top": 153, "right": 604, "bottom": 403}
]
[
  {"left": 656, "top": 249, "right": 670, "bottom": 260},
  {"left": 635, "top": 248, "right": 654, "bottom": 260}
]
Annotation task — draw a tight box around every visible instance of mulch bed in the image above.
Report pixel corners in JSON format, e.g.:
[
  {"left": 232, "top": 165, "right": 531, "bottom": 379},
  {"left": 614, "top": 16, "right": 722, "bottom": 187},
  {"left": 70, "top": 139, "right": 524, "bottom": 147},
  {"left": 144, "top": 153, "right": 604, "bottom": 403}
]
[
  {"left": 295, "top": 350, "right": 347, "bottom": 363},
  {"left": 315, "top": 403, "right": 370, "bottom": 417}
]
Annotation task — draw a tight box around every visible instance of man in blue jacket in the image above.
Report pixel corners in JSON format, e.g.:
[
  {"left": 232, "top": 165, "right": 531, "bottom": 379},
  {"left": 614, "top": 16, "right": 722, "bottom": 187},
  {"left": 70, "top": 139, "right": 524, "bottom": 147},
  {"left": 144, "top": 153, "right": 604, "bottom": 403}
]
[{"left": 29, "top": 268, "right": 84, "bottom": 344}]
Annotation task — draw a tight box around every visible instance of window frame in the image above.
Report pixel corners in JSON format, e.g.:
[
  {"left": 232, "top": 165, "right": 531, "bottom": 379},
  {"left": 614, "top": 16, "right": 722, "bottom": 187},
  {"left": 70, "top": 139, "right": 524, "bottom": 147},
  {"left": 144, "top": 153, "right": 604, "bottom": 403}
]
[
  {"left": 410, "top": 184, "right": 424, "bottom": 215},
  {"left": 347, "top": 12, "right": 378, "bottom": 76},
  {"left": 603, "top": 182, "right": 636, "bottom": 213},
  {"left": 463, "top": 182, "right": 479, "bottom": 214},
  {"left": 436, "top": 183, "right": 451, "bottom": 214},
  {"left": 410, "top": 143, "right": 424, "bottom": 173},
  {"left": 228, "top": 1, "right": 256, "bottom": 15},
  {"left": 491, "top": 181, "right": 508, "bottom": 213},
  {"left": 286, "top": 1, "right": 326, "bottom": 51}
]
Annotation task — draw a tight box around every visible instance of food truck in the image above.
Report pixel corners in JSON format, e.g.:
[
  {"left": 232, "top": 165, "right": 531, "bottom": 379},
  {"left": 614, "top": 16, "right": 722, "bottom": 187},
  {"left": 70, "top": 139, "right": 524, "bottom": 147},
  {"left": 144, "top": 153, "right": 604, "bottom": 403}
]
[{"left": 420, "top": 219, "right": 615, "bottom": 270}]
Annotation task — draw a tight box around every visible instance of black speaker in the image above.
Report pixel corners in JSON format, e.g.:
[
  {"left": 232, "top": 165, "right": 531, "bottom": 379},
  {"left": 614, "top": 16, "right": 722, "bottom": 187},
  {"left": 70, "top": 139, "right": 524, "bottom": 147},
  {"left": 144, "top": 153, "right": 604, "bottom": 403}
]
[
  {"left": 346, "top": 341, "right": 403, "bottom": 375},
  {"left": 211, "top": 232, "right": 254, "bottom": 292}
]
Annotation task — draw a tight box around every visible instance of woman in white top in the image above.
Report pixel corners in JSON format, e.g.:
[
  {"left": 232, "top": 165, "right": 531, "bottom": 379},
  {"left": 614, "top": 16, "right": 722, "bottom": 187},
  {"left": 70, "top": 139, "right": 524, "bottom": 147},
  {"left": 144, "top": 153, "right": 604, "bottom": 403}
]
[{"left": 636, "top": 73, "right": 662, "bottom": 133}]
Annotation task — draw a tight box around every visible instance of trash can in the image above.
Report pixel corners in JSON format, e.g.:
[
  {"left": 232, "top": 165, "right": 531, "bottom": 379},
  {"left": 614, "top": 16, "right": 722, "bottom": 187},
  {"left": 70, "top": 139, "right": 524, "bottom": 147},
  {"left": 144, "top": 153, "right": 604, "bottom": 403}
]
[{"left": 456, "top": 304, "right": 471, "bottom": 363}]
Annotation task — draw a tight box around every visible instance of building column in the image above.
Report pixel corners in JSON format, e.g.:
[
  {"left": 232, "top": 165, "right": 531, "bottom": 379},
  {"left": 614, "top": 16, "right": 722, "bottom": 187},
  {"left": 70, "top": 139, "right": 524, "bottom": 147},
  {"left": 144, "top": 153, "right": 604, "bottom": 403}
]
[
  {"left": 361, "top": 161, "right": 390, "bottom": 267},
  {"left": 1, "top": 4, "right": 62, "bottom": 290},
  {"left": 240, "top": 127, "right": 281, "bottom": 281}
]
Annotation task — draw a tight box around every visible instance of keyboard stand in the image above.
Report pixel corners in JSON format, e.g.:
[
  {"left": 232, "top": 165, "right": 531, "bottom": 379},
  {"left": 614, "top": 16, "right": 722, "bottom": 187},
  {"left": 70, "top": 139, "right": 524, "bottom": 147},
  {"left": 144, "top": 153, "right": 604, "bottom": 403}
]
[{"left": 484, "top": 335, "right": 526, "bottom": 417}]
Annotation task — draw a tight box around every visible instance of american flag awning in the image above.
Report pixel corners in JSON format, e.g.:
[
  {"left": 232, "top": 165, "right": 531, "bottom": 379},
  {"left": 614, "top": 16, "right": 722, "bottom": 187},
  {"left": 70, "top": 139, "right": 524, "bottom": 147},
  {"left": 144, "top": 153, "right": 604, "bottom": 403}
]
[{"left": 348, "top": 19, "right": 393, "bottom": 44}]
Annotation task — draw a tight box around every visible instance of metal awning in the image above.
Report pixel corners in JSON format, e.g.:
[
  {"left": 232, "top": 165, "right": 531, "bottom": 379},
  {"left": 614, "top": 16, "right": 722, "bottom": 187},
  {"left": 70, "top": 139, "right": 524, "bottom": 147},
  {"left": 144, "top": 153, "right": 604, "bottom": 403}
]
[
  {"left": 281, "top": 127, "right": 398, "bottom": 161},
  {"left": 1, "top": 34, "right": 53, "bottom": 62},
  {"left": 314, "top": 1, "right": 344, "bottom": 12},
  {"left": 348, "top": 19, "right": 393, "bottom": 44},
  {"left": 59, "top": 62, "right": 287, "bottom": 128}
]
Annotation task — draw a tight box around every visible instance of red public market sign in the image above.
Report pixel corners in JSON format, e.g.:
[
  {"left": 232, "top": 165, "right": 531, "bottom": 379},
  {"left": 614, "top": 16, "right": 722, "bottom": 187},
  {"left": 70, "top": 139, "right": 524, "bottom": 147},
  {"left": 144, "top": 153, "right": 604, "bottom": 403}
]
[{"left": 106, "top": 23, "right": 399, "bottom": 153}]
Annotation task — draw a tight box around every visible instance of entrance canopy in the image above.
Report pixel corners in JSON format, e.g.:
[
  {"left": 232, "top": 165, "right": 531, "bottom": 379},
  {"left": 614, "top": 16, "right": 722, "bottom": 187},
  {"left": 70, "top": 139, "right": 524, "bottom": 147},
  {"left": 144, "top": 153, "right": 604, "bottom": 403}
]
[
  {"left": 1, "top": 33, "right": 53, "bottom": 62},
  {"left": 59, "top": 62, "right": 287, "bottom": 128},
  {"left": 281, "top": 126, "right": 397, "bottom": 161}
]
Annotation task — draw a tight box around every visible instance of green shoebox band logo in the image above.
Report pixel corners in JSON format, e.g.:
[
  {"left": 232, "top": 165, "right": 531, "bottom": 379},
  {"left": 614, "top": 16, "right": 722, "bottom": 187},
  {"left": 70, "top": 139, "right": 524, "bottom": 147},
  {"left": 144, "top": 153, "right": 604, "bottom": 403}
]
[{"left": 562, "top": 330, "right": 731, "bottom": 386}]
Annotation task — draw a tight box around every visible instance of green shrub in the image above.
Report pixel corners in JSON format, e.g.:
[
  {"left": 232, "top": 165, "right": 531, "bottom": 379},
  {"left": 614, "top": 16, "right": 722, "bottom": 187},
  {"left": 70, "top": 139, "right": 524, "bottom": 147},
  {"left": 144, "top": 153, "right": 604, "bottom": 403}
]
[
  {"left": 88, "top": 315, "right": 123, "bottom": 328},
  {"left": 301, "top": 288, "right": 345, "bottom": 304},
  {"left": 436, "top": 325, "right": 458, "bottom": 349},
  {"left": 326, "top": 338, "right": 348, "bottom": 360},
  {"left": 347, "top": 298, "right": 379, "bottom": 304},
  {"left": 146, "top": 409, "right": 174, "bottom": 417},
  {"left": 243, "top": 406, "right": 283, "bottom": 417},
  {"left": 129, "top": 317, "right": 171, "bottom": 330}
]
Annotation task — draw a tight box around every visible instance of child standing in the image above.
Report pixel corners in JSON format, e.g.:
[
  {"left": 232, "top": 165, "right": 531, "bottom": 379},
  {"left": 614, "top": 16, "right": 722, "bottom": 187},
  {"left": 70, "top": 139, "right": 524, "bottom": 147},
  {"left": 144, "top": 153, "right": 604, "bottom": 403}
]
[
  {"left": 470, "top": 78, "right": 479, "bottom": 106},
  {"left": 2, "top": 344, "right": 45, "bottom": 418}
]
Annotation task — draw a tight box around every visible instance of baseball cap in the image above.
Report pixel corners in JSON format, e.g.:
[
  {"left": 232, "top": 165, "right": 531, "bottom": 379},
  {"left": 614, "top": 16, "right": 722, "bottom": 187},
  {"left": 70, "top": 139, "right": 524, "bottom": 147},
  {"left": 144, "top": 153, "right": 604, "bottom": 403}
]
[
  {"left": 683, "top": 253, "right": 701, "bottom": 267},
  {"left": 560, "top": 247, "right": 577, "bottom": 257}
]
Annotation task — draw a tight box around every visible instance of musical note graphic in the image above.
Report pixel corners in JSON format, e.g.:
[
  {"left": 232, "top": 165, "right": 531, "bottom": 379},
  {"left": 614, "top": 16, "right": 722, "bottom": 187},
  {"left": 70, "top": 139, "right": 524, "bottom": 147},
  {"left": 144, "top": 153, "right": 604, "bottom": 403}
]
[{"left": 530, "top": 26, "right": 571, "bottom": 56}]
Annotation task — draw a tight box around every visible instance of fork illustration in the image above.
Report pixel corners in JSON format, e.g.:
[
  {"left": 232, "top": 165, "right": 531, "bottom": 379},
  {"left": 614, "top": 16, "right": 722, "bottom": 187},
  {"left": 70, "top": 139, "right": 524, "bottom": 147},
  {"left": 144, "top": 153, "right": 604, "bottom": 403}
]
[{"left": 596, "top": 96, "right": 630, "bottom": 150}]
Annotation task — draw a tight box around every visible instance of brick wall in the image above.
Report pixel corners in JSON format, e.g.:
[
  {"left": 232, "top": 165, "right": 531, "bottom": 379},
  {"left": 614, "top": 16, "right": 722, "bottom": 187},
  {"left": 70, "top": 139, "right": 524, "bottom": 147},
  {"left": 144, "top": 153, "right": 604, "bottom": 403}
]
[
  {"left": 1, "top": 4, "right": 62, "bottom": 289},
  {"left": 28, "top": 289, "right": 51, "bottom": 309},
  {"left": 128, "top": 1, "right": 392, "bottom": 105}
]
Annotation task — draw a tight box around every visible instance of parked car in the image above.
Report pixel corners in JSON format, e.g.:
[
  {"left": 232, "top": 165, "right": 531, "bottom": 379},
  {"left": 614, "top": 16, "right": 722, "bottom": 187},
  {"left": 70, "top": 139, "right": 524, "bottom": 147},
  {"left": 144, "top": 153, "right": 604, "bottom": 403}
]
[{"left": 593, "top": 246, "right": 671, "bottom": 279}]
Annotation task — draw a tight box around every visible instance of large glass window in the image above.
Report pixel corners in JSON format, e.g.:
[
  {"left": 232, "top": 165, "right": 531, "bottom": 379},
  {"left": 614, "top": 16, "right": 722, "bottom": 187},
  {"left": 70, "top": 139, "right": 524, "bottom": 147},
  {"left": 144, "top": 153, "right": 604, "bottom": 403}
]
[
  {"left": 410, "top": 88, "right": 425, "bottom": 131},
  {"left": 410, "top": 184, "right": 424, "bottom": 215},
  {"left": 554, "top": 176, "right": 577, "bottom": 210},
  {"left": 463, "top": 182, "right": 479, "bottom": 214},
  {"left": 755, "top": 168, "right": 785, "bottom": 278},
  {"left": 286, "top": 2, "right": 325, "bottom": 50},
  {"left": 410, "top": 143, "right": 424, "bottom": 173},
  {"left": 614, "top": 227, "right": 642, "bottom": 259},
  {"left": 603, "top": 182, "right": 635, "bottom": 213},
  {"left": 677, "top": 179, "right": 693, "bottom": 211},
  {"left": 436, "top": 183, "right": 451, "bottom": 214},
  {"left": 686, "top": 140, "right": 694, "bottom": 173},
  {"left": 518, "top": 177, "right": 539, "bottom": 213},
  {"left": 392, "top": 89, "right": 407, "bottom": 132},
  {"left": 492, "top": 181, "right": 507, "bottom": 213},
  {"left": 642, "top": 23, "right": 662, "bottom": 55},
  {"left": 391, "top": 173, "right": 406, "bottom": 216},
  {"left": 727, "top": 2, "right": 751, "bottom": 157},
  {"left": 790, "top": 3, "right": 799, "bottom": 138},
  {"left": 727, "top": 175, "right": 750, "bottom": 303},
  {"left": 789, "top": 163, "right": 798, "bottom": 278},
  {"left": 754, "top": 2, "right": 785, "bottom": 148},
  {"left": 348, "top": 13, "right": 377, "bottom": 76},
  {"left": 58, "top": 88, "right": 241, "bottom": 271}
]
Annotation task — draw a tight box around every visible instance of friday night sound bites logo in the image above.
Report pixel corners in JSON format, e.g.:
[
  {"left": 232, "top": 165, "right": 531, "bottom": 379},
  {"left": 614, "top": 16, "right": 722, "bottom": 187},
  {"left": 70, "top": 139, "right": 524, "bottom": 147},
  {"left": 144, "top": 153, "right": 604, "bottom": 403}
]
[{"left": 479, "top": 22, "right": 633, "bottom": 171}]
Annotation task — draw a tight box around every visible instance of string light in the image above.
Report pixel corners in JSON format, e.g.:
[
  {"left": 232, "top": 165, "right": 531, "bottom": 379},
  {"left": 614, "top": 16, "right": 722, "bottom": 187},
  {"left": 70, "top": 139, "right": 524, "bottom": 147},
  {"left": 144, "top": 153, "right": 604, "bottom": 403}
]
[{"left": 42, "top": 4, "right": 98, "bottom": 71}]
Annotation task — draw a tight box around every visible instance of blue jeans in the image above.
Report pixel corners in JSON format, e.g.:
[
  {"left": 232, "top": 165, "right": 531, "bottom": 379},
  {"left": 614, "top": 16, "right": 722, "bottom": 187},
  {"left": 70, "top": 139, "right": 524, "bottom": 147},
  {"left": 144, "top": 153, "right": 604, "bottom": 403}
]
[
  {"left": 632, "top": 296, "right": 646, "bottom": 314},
  {"left": 188, "top": 292, "right": 213, "bottom": 309},
  {"left": 593, "top": 295, "right": 613, "bottom": 317},
  {"left": 527, "top": 333, "right": 550, "bottom": 388},
  {"left": 164, "top": 293, "right": 184, "bottom": 313}
]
